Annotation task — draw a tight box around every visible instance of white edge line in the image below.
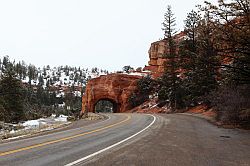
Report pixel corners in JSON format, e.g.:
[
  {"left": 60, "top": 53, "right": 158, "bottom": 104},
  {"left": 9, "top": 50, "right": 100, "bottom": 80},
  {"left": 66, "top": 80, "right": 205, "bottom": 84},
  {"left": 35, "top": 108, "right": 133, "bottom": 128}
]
[{"left": 65, "top": 114, "right": 156, "bottom": 166}]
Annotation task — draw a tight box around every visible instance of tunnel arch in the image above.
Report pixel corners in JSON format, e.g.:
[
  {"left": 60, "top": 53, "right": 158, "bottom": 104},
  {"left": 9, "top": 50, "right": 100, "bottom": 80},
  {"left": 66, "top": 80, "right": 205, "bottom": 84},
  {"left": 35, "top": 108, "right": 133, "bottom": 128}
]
[
  {"left": 93, "top": 98, "right": 120, "bottom": 113},
  {"left": 81, "top": 74, "right": 142, "bottom": 114}
]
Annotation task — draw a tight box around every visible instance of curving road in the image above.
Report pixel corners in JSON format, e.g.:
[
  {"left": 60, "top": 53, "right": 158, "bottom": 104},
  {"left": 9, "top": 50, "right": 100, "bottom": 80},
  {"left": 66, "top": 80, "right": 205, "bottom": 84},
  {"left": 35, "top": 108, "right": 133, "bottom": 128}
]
[
  {"left": 0, "top": 113, "right": 250, "bottom": 166},
  {"left": 88, "top": 114, "right": 250, "bottom": 166},
  {"left": 0, "top": 113, "right": 155, "bottom": 166}
]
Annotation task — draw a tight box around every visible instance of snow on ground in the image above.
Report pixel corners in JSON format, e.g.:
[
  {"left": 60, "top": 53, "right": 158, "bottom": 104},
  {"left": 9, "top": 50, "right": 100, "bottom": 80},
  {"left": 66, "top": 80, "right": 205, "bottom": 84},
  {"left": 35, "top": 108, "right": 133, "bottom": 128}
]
[
  {"left": 23, "top": 120, "right": 40, "bottom": 128},
  {"left": 121, "top": 72, "right": 149, "bottom": 77},
  {"left": 22, "top": 114, "right": 69, "bottom": 129},
  {"left": 54, "top": 115, "right": 68, "bottom": 122},
  {"left": 128, "top": 72, "right": 148, "bottom": 77},
  {"left": 74, "top": 91, "right": 81, "bottom": 97},
  {"left": 0, "top": 114, "right": 71, "bottom": 140}
]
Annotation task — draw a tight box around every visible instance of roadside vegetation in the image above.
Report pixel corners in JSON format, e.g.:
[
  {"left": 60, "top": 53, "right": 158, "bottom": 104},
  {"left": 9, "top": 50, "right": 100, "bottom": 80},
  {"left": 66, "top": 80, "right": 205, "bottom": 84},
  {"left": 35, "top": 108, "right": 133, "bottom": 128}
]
[
  {"left": 0, "top": 56, "right": 108, "bottom": 124},
  {"left": 129, "top": 0, "right": 250, "bottom": 128}
]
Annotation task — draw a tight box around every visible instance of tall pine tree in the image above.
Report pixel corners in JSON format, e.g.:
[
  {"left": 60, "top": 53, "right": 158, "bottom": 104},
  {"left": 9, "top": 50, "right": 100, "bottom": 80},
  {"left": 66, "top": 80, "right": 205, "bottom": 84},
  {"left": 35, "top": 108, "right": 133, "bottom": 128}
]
[{"left": 158, "top": 5, "right": 184, "bottom": 110}]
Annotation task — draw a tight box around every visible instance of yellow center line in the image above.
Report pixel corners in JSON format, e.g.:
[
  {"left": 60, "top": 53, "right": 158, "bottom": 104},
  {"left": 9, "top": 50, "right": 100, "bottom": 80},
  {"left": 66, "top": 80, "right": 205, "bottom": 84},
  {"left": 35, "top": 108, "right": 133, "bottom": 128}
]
[{"left": 0, "top": 114, "right": 131, "bottom": 157}]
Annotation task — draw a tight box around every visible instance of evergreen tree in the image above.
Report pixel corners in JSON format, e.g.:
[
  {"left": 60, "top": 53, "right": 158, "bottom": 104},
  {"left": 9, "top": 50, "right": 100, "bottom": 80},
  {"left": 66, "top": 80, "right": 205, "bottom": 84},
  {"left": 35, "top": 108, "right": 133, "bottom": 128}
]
[
  {"left": 21, "top": 61, "right": 27, "bottom": 80},
  {"left": 28, "top": 65, "right": 37, "bottom": 85},
  {"left": 0, "top": 65, "right": 25, "bottom": 122},
  {"left": 38, "top": 74, "right": 44, "bottom": 86},
  {"left": 162, "top": 5, "right": 176, "bottom": 38},
  {"left": 129, "top": 75, "right": 156, "bottom": 108},
  {"left": 205, "top": 0, "right": 250, "bottom": 84},
  {"left": 42, "top": 66, "right": 47, "bottom": 76},
  {"left": 185, "top": 10, "right": 219, "bottom": 106},
  {"left": 15, "top": 61, "right": 23, "bottom": 79},
  {"left": 179, "top": 10, "right": 206, "bottom": 106},
  {"left": 0, "top": 58, "right": 2, "bottom": 71},
  {"left": 184, "top": 10, "right": 201, "bottom": 52},
  {"left": 122, "top": 65, "right": 134, "bottom": 73},
  {"left": 158, "top": 5, "right": 184, "bottom": 110},
  {"left": 2, "top": 56, "right": 9, "bottom": 71}
]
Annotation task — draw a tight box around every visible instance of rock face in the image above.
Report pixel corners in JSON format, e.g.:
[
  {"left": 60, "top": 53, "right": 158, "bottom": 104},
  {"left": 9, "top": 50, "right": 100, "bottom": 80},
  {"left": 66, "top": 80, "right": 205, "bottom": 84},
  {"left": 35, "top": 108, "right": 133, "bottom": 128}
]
[
  {"left": 81, "top": 74, "right": 141, "bottom": 113},
  {"left": 144, "top": 31, "right": 187, "bottom": 78},
  {"left": 81, "top": 31, "right": 188, "bottom": 114},
  {"left": 143, "top": 40, "right": 168, "bottom": 78}
]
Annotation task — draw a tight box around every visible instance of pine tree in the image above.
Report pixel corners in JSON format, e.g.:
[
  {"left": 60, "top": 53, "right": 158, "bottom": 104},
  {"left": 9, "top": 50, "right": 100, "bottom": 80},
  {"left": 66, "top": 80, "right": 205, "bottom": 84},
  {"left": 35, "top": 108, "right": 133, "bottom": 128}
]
[
  {"left": 38, "top": 74, "right": 44, "bottom": 86},
  {"left": 179, "top": 10, "right": 205, "bottom": 106},
  {"left": 162, "top": 5, "right": 176, "bottom": 38},
  {"left": 21, "top": 61, "right": 27, "bottom": 80},
  {"left": 205, "top": 0, "right": 250, "bottom": 84},
  {"left": 0, "top": 58, "right": 2, "bottom": 71},
  {"left": 0, "top": 65, "right": 25, "bottom": 122},
  {"left": 191, "top": 11, "right": 219, "bottom": 103},
  {"left": 159, "top": 5, "right": 184, "bottom": 110},
  {"left": 28, "top": 65, "right": 37, "bottom": 85},
  {"left": 184, "top": 10, "right": 201, "bottom": 52},
  {"left": 2, "top": 56, "right": 9, "bottom": 71},
  {"left": 122, "top": 65, "right": 134, "bottom": 73}
]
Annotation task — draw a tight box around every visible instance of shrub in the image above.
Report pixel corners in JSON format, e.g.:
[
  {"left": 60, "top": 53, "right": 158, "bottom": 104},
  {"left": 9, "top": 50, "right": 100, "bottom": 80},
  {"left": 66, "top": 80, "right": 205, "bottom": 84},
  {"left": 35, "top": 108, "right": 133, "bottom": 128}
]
[
  {"left": 209, "top": 85, "right": 250, "bottom": 127},
  {"left": 128, "top": 76, "right": 156, "bottom": 108}
]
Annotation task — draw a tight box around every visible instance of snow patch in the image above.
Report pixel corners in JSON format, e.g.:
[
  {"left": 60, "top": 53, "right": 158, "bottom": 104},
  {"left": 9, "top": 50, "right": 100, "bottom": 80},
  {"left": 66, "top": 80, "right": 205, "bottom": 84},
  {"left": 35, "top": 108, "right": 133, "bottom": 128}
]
[
  {"left": 55, "top": 115, "right": 68, "bottom": 122},
  {"left": 23, "top": 120, "right": 40, "bottom": 128}
]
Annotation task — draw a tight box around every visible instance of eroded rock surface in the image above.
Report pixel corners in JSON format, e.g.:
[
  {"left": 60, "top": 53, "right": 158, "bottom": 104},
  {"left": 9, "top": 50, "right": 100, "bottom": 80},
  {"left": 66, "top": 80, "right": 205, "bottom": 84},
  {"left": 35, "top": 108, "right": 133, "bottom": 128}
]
[
  {"left": 144, "top": 31, "right": 187, "bottom": 78},
  {"left": 82, "top": 32, "right": 187, "bottom": 114},
  {"left": 143, "top": 40, "right": 168, "bottom": 78},
  {"left": 82, "top": 74, "right": 141, "bottom": 113}
]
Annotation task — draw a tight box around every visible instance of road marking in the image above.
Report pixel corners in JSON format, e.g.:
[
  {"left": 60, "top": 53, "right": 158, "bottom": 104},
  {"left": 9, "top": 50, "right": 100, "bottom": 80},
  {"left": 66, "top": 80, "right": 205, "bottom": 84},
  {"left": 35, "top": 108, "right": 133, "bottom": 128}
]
[
  {"left": 65, "top": 114, "right": 156, "bottom": 166},
  {"left": 0, "top": 114, "right": 111, "bottom": 146},
  {"left": 0, "top": 114, "right": 131, "bottom": 157}
]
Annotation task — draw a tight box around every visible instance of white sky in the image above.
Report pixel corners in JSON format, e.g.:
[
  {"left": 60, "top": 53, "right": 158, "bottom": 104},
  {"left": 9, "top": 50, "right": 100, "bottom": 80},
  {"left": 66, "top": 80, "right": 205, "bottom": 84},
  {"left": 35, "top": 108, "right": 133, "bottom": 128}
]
[{"left": 0, "top": 0, "right": 216, "bottom": 71}]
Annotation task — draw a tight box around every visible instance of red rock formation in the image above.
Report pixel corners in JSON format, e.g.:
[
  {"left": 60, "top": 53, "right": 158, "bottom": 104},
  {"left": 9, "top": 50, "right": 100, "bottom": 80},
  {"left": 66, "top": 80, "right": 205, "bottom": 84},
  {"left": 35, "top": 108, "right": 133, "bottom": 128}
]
[
  {"left": 81, "top": 32, "right": 189, "bottom": 114},
  {"left": 81, "top": 74, "right": 141, "bottom": 113},
  {"left": 143, "top": 40, "right": 168, "bottom": 78},
  {"left": 144, "top": 31, "right": 187, "bottom": 78}
]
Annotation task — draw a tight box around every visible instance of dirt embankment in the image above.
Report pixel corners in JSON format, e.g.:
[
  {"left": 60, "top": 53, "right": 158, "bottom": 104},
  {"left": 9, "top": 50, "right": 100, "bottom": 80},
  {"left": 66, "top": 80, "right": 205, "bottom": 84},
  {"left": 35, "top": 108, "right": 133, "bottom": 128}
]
[{"left": 128, "top": 101, "right": 221, "bottom": 127}]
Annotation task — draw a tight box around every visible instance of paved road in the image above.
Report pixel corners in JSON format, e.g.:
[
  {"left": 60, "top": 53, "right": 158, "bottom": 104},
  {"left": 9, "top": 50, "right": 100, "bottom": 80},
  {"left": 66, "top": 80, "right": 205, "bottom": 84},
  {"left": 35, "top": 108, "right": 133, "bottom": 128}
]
[
  {"left": 88, "top": 114, "right": 250, "bottom": 166},
  {"left": 0, "top": 113, "right": 154, "bottom": 166},
  {"left": 1, "top": 113, "right": 249, "bottom": 166}
]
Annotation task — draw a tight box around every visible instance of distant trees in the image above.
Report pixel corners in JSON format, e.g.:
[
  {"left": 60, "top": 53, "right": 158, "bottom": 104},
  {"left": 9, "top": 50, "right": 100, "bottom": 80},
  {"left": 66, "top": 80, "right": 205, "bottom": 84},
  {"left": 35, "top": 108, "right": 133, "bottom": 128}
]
[
  {"left": 122, "top": 65, "right": 134, "bottom": 73},
  {"left": 95, "top": 100, "right": 113, "bottom": 113},
  {"left": 0, "top": 55, "right": 108, "bottom": 123}
]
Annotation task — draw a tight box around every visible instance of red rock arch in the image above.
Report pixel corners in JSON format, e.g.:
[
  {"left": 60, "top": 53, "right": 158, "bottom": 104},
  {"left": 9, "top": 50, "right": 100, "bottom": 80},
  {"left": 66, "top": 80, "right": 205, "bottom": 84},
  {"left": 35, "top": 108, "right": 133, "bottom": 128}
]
[{"left": 81, "top": 74, "right": 141, "bottom": 114}]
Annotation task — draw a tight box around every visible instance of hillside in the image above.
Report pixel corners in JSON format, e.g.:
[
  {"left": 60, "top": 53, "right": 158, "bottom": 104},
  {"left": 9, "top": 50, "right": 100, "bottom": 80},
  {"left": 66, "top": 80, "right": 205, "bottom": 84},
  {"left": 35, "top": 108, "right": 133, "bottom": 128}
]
[
  {"left": 0, "top": 56, "right": 109, "bottom": 98},
  {"left": 0, "top": 56, "right": 110, "bottom": 123}
]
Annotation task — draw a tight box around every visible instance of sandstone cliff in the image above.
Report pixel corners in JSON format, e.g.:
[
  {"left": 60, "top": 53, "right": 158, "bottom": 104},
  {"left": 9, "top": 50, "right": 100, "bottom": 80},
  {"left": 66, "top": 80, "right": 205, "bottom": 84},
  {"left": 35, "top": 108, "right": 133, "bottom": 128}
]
[{"left": 144, "top": 31, "right": 187, "bottom": 78}]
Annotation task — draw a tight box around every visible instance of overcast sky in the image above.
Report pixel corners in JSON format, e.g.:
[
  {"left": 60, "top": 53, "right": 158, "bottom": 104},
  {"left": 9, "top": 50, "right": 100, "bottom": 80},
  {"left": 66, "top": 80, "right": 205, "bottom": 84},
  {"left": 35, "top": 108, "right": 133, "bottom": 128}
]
[{"left": 0, "top": 0, "right": 215, "bottom": 71}]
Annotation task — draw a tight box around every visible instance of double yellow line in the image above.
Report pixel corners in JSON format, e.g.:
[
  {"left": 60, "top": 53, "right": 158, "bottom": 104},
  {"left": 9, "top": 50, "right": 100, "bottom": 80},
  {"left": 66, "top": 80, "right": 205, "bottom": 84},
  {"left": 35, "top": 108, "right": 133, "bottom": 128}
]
[{"left": 0, "top": 114, "right": 131, "bottom": 157}]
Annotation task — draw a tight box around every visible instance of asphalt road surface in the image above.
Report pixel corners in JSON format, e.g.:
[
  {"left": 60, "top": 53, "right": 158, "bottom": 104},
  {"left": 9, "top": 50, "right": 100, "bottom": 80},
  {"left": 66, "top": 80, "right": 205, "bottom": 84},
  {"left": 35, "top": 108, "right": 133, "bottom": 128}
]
[
  {"left": 0, "top": 113, "right": 154, "bottom": 166},
  {"left": 0, "top": 113, "right": 249, "bottom": 166}
]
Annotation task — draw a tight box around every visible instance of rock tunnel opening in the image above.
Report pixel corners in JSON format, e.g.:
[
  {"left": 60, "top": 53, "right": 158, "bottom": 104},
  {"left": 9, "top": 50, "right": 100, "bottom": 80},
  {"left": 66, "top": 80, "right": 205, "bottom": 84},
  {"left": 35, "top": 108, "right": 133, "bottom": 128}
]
[{"left": 94, "top": 99, "right": 119, "bottom": 113}]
